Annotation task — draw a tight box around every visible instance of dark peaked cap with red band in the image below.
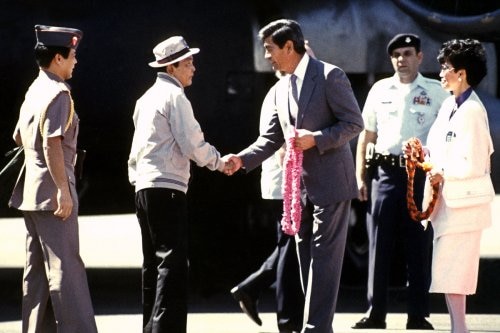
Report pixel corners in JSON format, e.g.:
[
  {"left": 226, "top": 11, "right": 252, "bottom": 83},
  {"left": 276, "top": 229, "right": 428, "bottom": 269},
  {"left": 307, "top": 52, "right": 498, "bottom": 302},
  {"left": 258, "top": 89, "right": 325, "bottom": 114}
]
[{"left": 35, "top": 25, "right": 83, "bottom": 49}]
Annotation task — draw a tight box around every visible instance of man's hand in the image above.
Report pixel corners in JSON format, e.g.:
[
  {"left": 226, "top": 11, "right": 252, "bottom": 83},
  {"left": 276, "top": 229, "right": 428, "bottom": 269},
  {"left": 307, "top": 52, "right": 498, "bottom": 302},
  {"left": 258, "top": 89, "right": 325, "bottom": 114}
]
[
  {"left": 357, "top": 181, "right": 369, "bottom": 202},
  {"left": 44, "top": 136, "right": 73, "bottom": 221},
  {"left": 221, "top": 154, "right": 243, "bottom": 176},
  {"left": 54, "top": 187, "right": 73, "bottom": 220},
  {"left": 294, "top": 129, "right": 316, "bottom": 151}
]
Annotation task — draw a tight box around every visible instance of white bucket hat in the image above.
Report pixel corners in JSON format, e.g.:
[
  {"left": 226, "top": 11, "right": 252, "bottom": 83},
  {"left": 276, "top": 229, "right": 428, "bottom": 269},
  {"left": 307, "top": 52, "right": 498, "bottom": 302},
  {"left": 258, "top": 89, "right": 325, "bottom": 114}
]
[{"left": 149, "top": 36, "right": 200, "bottom": 68}]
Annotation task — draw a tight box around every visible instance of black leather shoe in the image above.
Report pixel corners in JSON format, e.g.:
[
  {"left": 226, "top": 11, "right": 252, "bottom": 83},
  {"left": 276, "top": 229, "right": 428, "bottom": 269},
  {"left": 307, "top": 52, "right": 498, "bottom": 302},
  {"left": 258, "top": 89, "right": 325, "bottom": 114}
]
[
  {"left": 230, "top": 286, "right": 262, "bottom": 326},
  {"left": 278, "top": 321, "right": 302, "bottom": 333},
  {"left": 406, "top": 318, "right": 434, "bottom": 330},
  {"left": 352, "top": 317, "right": 386, "bottom": 329}
]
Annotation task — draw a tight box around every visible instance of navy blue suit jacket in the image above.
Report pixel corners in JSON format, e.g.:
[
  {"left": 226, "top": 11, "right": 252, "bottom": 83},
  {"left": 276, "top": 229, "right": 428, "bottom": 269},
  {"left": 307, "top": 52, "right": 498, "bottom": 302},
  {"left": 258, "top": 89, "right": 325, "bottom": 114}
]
[{"left": 239, "top": 57, "right": 364, "bottom": 206}]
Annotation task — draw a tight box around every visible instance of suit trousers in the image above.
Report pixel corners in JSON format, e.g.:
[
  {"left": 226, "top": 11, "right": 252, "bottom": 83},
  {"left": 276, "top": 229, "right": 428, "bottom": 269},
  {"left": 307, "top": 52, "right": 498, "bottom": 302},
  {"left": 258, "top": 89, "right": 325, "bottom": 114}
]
[
  {"left": 366, "top": 165, "right": 433, "bottom": 321},
  {"left": 22, "top": 210, "right": 97, "bottom": 333},
  {"left": 237, "top": 199, "right": 304, "bottom": 331},
  {"left": 135, "top": 188, "right": 188, "bottom": 333},
  {"left": 298, "top": 195, "right": 350, "bottom": 333}
]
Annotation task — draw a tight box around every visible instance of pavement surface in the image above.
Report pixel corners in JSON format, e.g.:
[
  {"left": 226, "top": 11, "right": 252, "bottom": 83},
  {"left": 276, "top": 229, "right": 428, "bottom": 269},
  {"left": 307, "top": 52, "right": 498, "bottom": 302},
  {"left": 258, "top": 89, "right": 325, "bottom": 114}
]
[
  {"left": 1, "top": 198, "right": 500, "bottom": 332},
  {"left": 0, "top": 312, "right": 499, "bottom": 332},
  {"left": 1, "top": 195, "right": 499, "bottom": 269},
  {"left": 1, "top": 266, "right": 499, "bottom": 332}
]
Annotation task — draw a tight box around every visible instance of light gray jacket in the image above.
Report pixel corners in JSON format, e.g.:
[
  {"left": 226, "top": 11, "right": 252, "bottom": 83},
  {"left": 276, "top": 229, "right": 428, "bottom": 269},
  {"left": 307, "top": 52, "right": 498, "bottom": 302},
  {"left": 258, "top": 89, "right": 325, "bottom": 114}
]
[{"left": 128, "top": 72, "right": 224, "bottom": 193}]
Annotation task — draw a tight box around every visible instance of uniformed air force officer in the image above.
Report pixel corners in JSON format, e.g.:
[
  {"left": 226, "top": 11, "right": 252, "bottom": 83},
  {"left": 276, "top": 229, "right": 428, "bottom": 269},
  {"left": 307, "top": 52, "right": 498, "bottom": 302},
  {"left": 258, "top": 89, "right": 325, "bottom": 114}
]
[
  {"left": 9, "top": 25, "right": 98, "bottom": 332},
  {"left": 354, "top": 33, "right": 449, "bottom": 330}
]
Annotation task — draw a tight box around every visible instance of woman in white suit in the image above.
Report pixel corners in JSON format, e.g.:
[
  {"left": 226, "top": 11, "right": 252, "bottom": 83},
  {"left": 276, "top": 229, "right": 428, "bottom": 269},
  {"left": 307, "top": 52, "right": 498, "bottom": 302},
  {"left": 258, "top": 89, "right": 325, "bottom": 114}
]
[{"left": 421, "top": 39, "right": 492, "bottom": 333}]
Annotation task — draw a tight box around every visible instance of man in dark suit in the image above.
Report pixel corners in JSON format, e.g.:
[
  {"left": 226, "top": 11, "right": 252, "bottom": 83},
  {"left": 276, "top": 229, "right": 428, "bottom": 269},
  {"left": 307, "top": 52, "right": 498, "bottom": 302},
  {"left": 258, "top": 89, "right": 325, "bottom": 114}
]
[
  {"left": 225, "top": 19, "right": 364, "bottom": 333},
  {"left": 230, "top": 85, "right": 304, "bottom": 332},
  {"left": 230, "top": 42, "right": 316, "bottom": 331}
]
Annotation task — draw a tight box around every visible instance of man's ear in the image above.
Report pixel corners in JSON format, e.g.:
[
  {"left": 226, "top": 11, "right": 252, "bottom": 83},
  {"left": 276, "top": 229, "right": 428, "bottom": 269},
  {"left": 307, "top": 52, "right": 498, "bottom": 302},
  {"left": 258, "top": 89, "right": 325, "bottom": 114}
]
[
  {"left": 54, "top": 53, "right": 62, "bottom": 65},
  {"left": 285, "top": 40, "right": 294, "bottom": 53},
  {"left": 417, "top": 51, "right": 424, "bottom": 63}
]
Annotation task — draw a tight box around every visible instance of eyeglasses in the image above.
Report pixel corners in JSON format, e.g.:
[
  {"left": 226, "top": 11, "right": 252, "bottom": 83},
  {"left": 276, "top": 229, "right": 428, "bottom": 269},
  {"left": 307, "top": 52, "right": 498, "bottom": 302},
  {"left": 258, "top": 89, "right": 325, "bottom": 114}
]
[{"left": 440, "top": 64, "right": 455, "bottom": 72}]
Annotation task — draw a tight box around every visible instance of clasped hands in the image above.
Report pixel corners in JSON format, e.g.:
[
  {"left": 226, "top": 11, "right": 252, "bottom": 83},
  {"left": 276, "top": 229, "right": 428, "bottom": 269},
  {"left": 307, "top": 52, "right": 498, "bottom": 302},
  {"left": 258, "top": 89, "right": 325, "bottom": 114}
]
[
  {"left": 220, "top": 129, "right": 315, "bottom": 176},
  {"left": 221, "top": 154, "right": 242, "bottom": 176}
]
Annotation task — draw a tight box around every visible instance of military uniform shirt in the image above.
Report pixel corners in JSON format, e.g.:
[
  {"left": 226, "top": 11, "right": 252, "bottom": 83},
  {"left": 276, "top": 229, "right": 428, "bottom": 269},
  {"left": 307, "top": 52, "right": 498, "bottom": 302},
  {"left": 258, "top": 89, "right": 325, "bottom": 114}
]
[
  {"left": 10, "top": 70, "right": 78, "bottom": 211},
  {"left": 363, "top": 73, "right": 449, "bottom": 155}
]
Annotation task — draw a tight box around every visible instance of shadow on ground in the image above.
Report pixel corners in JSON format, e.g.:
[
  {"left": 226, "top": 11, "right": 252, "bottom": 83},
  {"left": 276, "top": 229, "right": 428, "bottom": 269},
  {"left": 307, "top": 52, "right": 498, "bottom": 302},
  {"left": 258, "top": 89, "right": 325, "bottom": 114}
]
[{"left": 2, "top": 258, "right": 499, "bottom": 322}]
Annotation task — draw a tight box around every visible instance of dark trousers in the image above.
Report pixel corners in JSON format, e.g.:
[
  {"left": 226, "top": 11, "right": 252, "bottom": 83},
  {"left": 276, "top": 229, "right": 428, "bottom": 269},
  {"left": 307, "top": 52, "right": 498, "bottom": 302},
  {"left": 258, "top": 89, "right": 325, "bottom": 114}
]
[
  {"left": 366, "top": 165, "right": 433, "bottom": 321},
  {"left": 135, "top": 188, "right": 188, "bottom": 333},
  {"left": 298, "top": 196, "right": 350, "bottom": 333},
  {"left": 237, "top": 199, "right": 304, "bottom": 331}
]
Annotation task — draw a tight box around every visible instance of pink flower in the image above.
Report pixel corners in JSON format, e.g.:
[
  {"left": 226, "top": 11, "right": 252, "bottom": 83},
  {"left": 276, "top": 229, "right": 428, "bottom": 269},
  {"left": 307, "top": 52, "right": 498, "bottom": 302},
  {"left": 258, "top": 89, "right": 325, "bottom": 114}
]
[{"left": 281, "top": 127, "right": 303, "bottom": 236}]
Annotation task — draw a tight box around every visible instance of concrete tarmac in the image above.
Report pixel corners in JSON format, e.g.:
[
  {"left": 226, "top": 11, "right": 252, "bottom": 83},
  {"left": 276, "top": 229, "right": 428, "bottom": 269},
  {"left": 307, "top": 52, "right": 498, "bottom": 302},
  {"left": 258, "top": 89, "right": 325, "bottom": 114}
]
[
  {"left": 1, "top": 195, "right": 500, "bottom": 268},
  {"left": 0, "top": 312, "right": 499, "bottom": 332},
  {"left": 1, "top": 199, "right": 500, "bottom": 332}
]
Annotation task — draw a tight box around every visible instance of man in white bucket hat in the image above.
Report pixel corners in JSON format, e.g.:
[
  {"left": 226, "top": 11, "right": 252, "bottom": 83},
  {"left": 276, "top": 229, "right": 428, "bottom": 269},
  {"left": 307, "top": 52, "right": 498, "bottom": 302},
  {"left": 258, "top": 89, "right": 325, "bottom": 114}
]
[{"left": 128, "top": 35, "right": 229, "bottom": 333}]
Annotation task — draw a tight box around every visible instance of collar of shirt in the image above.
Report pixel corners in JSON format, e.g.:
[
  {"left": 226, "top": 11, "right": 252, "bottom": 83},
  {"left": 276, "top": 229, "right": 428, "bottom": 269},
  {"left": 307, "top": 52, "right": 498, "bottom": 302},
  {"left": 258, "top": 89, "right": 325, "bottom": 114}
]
[
  {"left": 157, "top": 72, "right": 183, "bottom": 90},
  {"left": 389, "top": 72, "right": 427, "bottom": 91},
  {"left": 455, "top": 87, "right": 473, "bottom": 107},
  {"left": 291, "top": 53, "right": 310, "bottom": 97},
  {"left": 40, "top": 68, "right": 71, "bottom": 89}
]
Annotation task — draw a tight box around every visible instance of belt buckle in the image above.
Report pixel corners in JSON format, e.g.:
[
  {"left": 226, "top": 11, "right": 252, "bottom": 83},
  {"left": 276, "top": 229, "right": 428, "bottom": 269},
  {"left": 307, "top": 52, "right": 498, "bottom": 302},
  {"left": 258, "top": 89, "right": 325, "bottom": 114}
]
[{"left": 399, "top": 155, "right": 406, "bottom": 168}]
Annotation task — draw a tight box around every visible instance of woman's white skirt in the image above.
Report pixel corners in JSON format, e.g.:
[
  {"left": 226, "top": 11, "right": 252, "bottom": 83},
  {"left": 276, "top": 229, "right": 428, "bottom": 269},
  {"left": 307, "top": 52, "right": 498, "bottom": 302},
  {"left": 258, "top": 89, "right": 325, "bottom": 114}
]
[{"left": 429, "top": 230, "right": 482, "bottom": 295}]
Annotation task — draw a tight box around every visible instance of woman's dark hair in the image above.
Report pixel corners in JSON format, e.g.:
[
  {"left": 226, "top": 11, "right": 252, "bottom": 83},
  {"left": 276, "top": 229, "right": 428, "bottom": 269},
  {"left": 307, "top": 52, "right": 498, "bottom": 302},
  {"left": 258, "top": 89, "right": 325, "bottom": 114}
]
[
  {"left": 258, "top": 19, "right": 306, "bottom": 55},
  {"left": 437, "top": 38, "right": 487, "bottom": 87},
  {"left": 34, "top": 44, "right": 71, "bottom": 68}
]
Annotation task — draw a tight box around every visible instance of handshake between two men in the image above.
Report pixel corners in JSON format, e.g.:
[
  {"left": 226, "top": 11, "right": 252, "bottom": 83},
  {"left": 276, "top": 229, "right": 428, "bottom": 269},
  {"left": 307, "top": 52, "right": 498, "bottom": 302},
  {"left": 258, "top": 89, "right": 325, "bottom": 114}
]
[
  {"left": 221, "top": 154, "right": 242, "bottom": 176},
  {"left": 221, "top": 154, "right": 243, "bottom": 176},
  {"left": 219, "top": 128, "right": 317, "bottom": 176}
]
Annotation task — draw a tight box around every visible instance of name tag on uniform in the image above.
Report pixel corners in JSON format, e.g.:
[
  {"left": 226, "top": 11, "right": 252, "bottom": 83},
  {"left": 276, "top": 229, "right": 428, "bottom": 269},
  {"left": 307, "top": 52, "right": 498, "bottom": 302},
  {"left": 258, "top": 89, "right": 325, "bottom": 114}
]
[{"left": 446, "top": 131, "right": 456, "bottom": 142}]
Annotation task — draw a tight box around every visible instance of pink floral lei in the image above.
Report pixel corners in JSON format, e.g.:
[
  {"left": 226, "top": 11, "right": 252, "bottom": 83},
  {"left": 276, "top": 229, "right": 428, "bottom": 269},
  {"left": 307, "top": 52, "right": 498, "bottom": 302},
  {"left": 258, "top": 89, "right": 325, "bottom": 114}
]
[{"left": 281, "top": 127, "right": 303, "bottom": 236}]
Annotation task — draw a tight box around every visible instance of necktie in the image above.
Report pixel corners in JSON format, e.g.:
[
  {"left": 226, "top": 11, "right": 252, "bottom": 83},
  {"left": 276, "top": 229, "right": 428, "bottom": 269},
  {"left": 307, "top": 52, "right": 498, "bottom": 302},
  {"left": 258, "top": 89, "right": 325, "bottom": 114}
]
[
  {"left": 290, "top": 74, "right": 299, "bottom": 104},
  {"left": 289, "top": 74, "right": 299, "bottom": 123}
]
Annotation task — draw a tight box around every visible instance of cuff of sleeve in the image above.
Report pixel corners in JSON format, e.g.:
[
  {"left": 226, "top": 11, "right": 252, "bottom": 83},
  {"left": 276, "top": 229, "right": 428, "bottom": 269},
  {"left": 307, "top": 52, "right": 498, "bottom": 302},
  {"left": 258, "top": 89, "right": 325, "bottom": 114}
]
[
  {"left": 217, "top": 160, "right": 225, "bottom": 172},
  {"left": 312, "top": 131, "right": 323, "bottom": 154}
]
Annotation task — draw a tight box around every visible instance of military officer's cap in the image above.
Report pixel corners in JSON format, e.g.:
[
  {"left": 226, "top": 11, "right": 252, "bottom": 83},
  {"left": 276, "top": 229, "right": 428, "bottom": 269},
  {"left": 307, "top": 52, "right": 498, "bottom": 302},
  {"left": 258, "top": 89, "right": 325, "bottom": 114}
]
[
  {"left": 35, "top": 25, "right": 83, "bottom": 49},
  {"left": 387, "top": 33, "right": 420, "bottom": 55}
]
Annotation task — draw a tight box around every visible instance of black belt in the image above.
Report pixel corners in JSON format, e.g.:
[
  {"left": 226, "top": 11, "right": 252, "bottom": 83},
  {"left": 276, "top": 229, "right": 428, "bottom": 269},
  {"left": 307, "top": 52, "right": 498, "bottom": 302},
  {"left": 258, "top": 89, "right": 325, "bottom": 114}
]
[{"left": 370, "top": 153, "right": 406, "bottom": 168}]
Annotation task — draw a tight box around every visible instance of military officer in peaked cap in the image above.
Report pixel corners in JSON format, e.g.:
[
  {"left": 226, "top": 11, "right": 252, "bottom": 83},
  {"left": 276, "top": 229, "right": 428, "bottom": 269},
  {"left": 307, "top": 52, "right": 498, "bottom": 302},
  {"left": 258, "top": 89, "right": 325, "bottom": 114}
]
[
  {"left": 9, "top": 25, "right": 98, "bottom": 333},
  {"left": 353, "top": 33, "right": 449, "bottom": 330}
]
